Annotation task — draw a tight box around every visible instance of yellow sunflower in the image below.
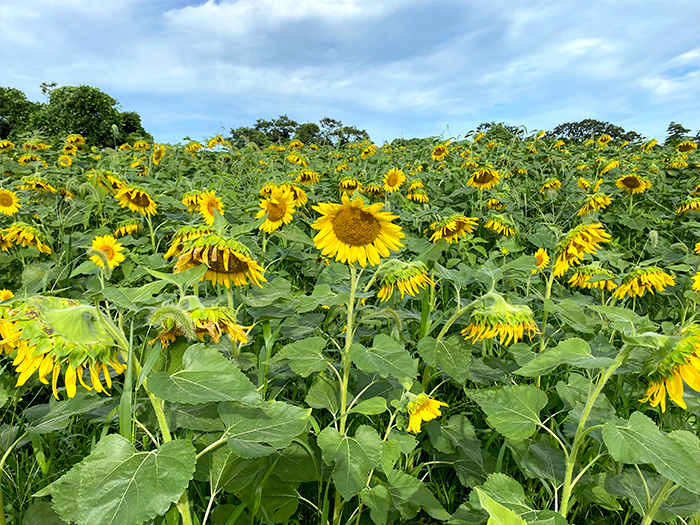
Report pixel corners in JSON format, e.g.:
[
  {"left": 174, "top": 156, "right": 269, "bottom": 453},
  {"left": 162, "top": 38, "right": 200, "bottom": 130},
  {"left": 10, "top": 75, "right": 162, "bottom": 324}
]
[
  {"left": 676, "top": 198, "right": 700, "bottom": 214},
  {"left": 486, "top": 198, "right": 506, "bottom": 210},
  {"left": 407, "top": 180, "right": 425, "bottom": 192},
  {"left": 259, "top": 182, "right": 277, "bottom": 199},
  {"left": 133, "top": 140, "right": 150, "bottom": 151},
  {"left": 613, "top": 267, "right": 675, "bottom": 299},
  {"left": 311, "top": 193, "right": 404, "bottom": 267},
  {"left": 279, "top": 183, "right": 307, "bottom": 206},
  {"left": 363, "top": 183, "right": 385, "bottom": 198},
  {"left": 577, "top": 194, "right": 612, "bottom": 216},
  {"left": 406, "top": 393, "right": 448, "bottom": 433},
  {"left": 2, "top": 223, "right": 51, "bottom": 254},
  {"left": 19, "top": 176, "right": 57, "bottom": 194},
  {"left": 208, "top": 135, "right": 225, "bottom": 149},
  {"left": 0, "top": 189, "right": 21, "bottom": 215},
  {"left": 429, "top": 215, "right": 478, "bottom": 243},
  {"left": 377, "top": 261, "right": 434, "bottom": 302},
  {"left": 577, "top": 177, "right": 591, "bottom": 190},
  {"left": 467, "top": 167, "right": 501, "bottom": 190},
  {"left": 360, "top": 144, "right": 378, "bottom": 159},
  {"left": 174, "top": 234, "right": 266, "bottom": 288},
  {"left": 63, "top": 144, "right": 78, "bottom": 156},
  {"left": 531, "top": 248, "right": 549, "bottom": 274},
  {"left": 0, "top": 289, "right": 13, "bottom": 301},
  {"left": 286, "top": 153, "right": 308, "bottom": 167},
  {"left": 89, "top": 235, "right": 126, "bottom": 269},
  {"left": 553, "top": 223, "right": 611, "bottom": 277},
  {"left": 256, "top": 187, "right": 296, "bottom": 233},
  {"left": 540, "top": 178, "right": 562, "bottom": 193},
  {"left": 65, "top": 134, "right": 85, "bottom": 145},
  {"left": 57, "top": 155, "right": 72, "bottom": 167},
  {"left": 181, "top": 191, "right": 201, "bottom": 212},
  {"left": 676, "top": 141, "right": 697, "bottom": 153},
  {"left": 294, "top": 170, "right": 319, "bottom": 185},
  {"left": 113, "top": 219, "right": 141, "bottom": 238},
  {"left": 616, "top": 175, "right": 651, "bottom": 194},
  {"left": 152, "top": 144, "right": 165, "bottom": 165},
  {"left": 568, "top": 265, "right": 617, "bottom": 291},
  {"left": 163, "top": 225, "right": 211, "bottom": 259},
  {"left": 118, "top": 143, "right": 132, "bottom": 152},
  {"left": 600, "top": 160, "right": 620, "bottom": 176},
  {"left": 199, "top": 190, "right": 224, "bottom": 225},
  {"left": 339, "top": 177, "right": 362, "bottom": 194},
  {"left": 17, "top": 155, "right": 46, "bottom": 167},
  {"left": 461, "top": 292, "right": 538, "bottom": 346},
  {"left": 407, "top": 190, "right": 429, "bottom": 203},
  {"left": 115, "top": 187, "right": 157, "bottom": 216},
  {"left": 0, "top": 140, "right": 14, "bottom": 153},
  {"left": 185, "top": 142, "right": 202, "bottom": 154},
  {"left": 383, "top": 168, "right": 406, "bottom": 193},
  {"left": 484, "top": 215, "right": 516, "bottom": 237},
  {"left": 597, "top": 134, "right": 612, "bottom": 146},
  {"left": 431, "top": 144, "right": 449, "bottom": 161}
]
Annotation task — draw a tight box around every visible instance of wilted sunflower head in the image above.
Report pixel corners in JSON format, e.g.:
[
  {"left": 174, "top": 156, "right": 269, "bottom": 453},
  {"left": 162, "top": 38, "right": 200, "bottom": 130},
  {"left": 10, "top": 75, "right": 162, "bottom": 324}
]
[
  {"left": 185, "top": 142, "right": 202, "bottom": 153},
  {"left": 461, "top": 292, "right": 538, "bottom": 346},
  {"left": 0, "top": 140, "right": 15, "bottom": 153},
  {"left": 163, "top": 225, "right": 211, "bottom": 259},
  {"left": 540, "top": 178, "right": 562, "bottom": 193},
  {"left": 567, "top": 264, "right": 616, "bottom": 291},
  {"left": 553, "top": 222, "right": 611, "bottom": 277},
  {"left": 484, "top": 214, "right": 516, "bottom": 237},
  {"left": 431, "top": 144, "right": 449, "bottom": 161},
  {"left": 190, "top": 306, "right": 248, "bottom": 344},
  {"left": 174, "top": 233, "right": 266, "bottom": 288},
  {"left": 363, "top": 183, "right": 385, "bottom": 198},
  {"left": 468, "top": 167, "right": 501, "bottom": 190},
  {"left": 429, "top": 215, "right": 478, "bottom": 243},
  {"left": 208, "top": 135, "right": 225, "bottom": 149},
  {"left": 113, "top": 219, "right": 141, "bottom": 238},
  {"left": 133, "top": 140, "right": 150, "bottom": 151},
  {"left": 115, "top": 186, "right": 157, "bottom": 216},
  {"left": 377, "top": 260, "right": 434, "bottom": 302},
  {"left": 486, "top": 198, "right": 506, "bottom": 210},
  {"left": 339, "top": 177, "right": 362, "bottom": 193},
  {"left": 2, "top": 222, "right": 51, "bottom": 254},
  {"left": 294, "top": 170, "right": 320, "bottom": 185},
  {"left": 577, "top": 193, "right": 613, "bottom": 216},
  {"left": 676, "top": 141, "right": 697, "bottom": 153},
  {"left": 613, "top": 267, "right": 675, "bottom": 300},
  {"left": 407, "top": 189, "right": 429, "bottom": 203},
  {"left": 675, "top": 198, "right": 700, "bottom": 214}
]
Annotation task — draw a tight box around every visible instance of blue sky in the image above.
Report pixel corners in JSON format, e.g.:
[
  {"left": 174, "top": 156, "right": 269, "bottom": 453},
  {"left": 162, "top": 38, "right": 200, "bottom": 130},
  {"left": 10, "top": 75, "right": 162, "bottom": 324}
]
[{"left": 1, "top": 0, "right": 699, "bottom": 144}]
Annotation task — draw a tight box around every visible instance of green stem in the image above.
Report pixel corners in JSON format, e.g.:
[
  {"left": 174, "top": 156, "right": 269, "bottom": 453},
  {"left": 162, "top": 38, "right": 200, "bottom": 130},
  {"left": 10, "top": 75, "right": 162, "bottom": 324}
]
[
  {"left": 146, "top": 215, "right": 156, "bottom": 253},
  {"left": 0, "top": 431, "right": 29, "bottom": 525},
  {"left": 640, "top": 480, "right": 678, "bottom": 525}
]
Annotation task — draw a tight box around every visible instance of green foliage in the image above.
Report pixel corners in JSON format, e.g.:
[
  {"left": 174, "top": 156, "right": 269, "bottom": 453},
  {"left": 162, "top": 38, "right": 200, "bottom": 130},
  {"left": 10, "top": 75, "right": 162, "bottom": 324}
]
[{"left": 0, "top": 87, "right": 41, "bottom": 139}]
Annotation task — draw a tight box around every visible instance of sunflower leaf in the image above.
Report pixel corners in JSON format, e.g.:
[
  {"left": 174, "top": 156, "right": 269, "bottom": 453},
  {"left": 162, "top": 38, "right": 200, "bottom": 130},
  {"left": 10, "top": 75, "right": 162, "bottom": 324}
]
[
  {"left": 475, "top": 488, "right": 528, "bottom": 525},
  {"left": 468, "top": 385, "right": 547, "bottom": 442},
  {"left": 267, "top": 336, "right": 330, "bottom": 376},
  {"left": 515, "top": 338, "right": 616, "bottom": 377},
  {"left": 349, "top": 335, "right": 418, "bottom": 384}
]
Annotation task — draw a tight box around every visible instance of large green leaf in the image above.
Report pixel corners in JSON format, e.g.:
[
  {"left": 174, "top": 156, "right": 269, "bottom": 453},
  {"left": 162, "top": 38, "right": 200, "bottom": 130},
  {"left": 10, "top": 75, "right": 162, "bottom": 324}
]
[
  {"left": 515, "top": 338, "right": 616, "bottom": 377},
  {"left": 317, "top": 425, "right": 383, "bottom": 501},
  {"left": 147, "top": 345, "right": 261, "bottom": 406},
  {"left": 305, "top": 374, "right": 340, "bottom": 414},
  {"left": 469, "top": 385, "right": 547, "bottom": 441},
  {"left": 471, "top": 473, "right": 536, "bottom": 521},
  {"left": 219, "top": 401, "right": 311, "bottom": 458},
  {"left": 267, "top": 336, "right": 330, "bottom": 376},
  {"left": 602, "top": 411, "right": 700, "bottom": 494},
  {"left": 48, "top": 434, "right": 196, "bottom": 525},
  {"left": 349, "top": 335, "right": 417, "bottom": 384},
  {"left": 360, "top": 485, "right": 391, "bottom": 525},
  {"left": 386, "top": 469, "right": 450, "bottom": 520},
  {"left": 24, "top": 393, "right": 109, "bottom": 434},
  {"left": 418, "top": 336, "right": 471, "bottom": 385},
  {"left": 475, "top": 488, "right": 527, "bottom": 525}
]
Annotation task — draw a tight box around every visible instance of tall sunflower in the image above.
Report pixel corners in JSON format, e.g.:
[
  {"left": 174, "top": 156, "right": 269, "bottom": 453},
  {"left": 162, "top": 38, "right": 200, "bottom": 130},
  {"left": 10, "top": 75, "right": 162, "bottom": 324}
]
[
  {"left": 467, "top": 167, "right": 500, "bottom": 190},
  {"left": 676, "top": 198, "right": 700, "bottom": 214},
  {"left": 429, "top": 215, "right": 478, "bottom": 243},
  {"left": 0, "top": 189, "right": 21, "bottom": 215},
  {"left": 552, "top": 223, "right": 611, "bottom": 277},
  {"left": 280, "top": 183, "right": 308, "bottom": 206},
  {"left": 613, "top": 267, "right": 675, "bottom": 299},
  {"left": 199, "top": 190, "right": 224, "bottom": 225},
  {"left": 2, "top": 223, "right": 51, "bottom": 254},
  {"left": 676, "top": 141, "right": 697, "bottom": 153},
  {"left": 115, "top": 187, "right": 157, "bottom": 216},
  {"left": 311, "top": 193, "right": 404, "bottom": 267},
  {"left": 174, "top": 234, "right": 266, "bottom": 288},
  {"left": 461, "top": 293, "right": 538, "bottom": 346},
  {"left": 256, "top": 186, "right": 296, "bottom": 233},
  {"left": 616, "top": 175, "right": 651, "bottom": 194},
  {"left": 383, "top": 168, "right": 406, "bottom": 193},
  {"left": 89, "top": 235, "right": 126, "bottom": 269}
]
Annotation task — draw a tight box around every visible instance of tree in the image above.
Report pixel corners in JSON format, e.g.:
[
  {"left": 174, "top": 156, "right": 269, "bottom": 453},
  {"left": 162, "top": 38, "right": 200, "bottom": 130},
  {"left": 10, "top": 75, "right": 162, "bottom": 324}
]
[
  {"left": 0, "top": 87, "right": 41, "bottom": 139},
  {"left": 254, "top": 115, "right": 299, "bottom": 143},
  {"left": 118, "top": 111, "right": 152, "bottom": 144},
  {"left": 230, "top": 126, "right": 270, "bottom": 148},
  {"left": 475, "top": 121, "right": 523, "bottom": 142},
  {"left": 547, "top": 119, "right": 644, "bottom": 143},
  {"left": 294, "top": 122, "right": 321, "bottom": 144},
  {"left": 664, "top": 121, "right": 691, "bottom": 146}
]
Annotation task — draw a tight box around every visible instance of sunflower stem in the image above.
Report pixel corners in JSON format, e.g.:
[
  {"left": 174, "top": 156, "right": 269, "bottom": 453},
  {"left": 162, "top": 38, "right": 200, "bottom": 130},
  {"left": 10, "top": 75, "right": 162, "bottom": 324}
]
[
  {"left": 146, "top": 214, "right": 156, "bottom": 253},
  {"left": 0, "top": 431, "right": 29, "bottom": 525},
  {"left": 640, "top": 480, "right": 678, "bottom": 525}
]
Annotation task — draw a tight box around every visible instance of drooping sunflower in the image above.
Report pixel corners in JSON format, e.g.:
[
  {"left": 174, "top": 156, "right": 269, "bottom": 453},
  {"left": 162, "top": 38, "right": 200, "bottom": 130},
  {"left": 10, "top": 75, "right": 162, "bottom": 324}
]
[
  {"left": 484, "top": 215, "right": 516, "bottom": 237},
  {"left": 286, "top": 153, "right": 308, "bottom": 167},
  {"left": 185, "top": 142, "right": 202, "bottom": 154},
  {"left": 600, "top": 160, "right": 620, "bottom": 176},
  {"left": 181, "top": 191, "right": 201, "bottom": 212},
  {"left": 113, "top": 219, "right": 141, "bottom": 238},
  {"left": 597, "top": 134, "right": 612, "bottom": 146},
  {"left": 431, "top": 144, "right": 449, "bottom": 161},
  {"left": 407, "top": 180, "right": 424, "bottom": 193},
  {"left": 551, "top": 140, "right": 566, "bottom": 150},
  {"left": 676, "top": 141, "right": 697, "bottom": 153},
  {"left": 360, "top": 144, "right": 378, "bottom": 159},
  {"left": 133, "top": 140, "right": 150, "bottom": 151},
  {"left": 383, "top": 168, "right": 406, "bottom": 193},
  {"left": 57, "top": 155, "right": 72, "bottom": 167},
  {"left": 87, "top": 170, "right": 125, "bottom": 193},
  {"left": 199, "top": 190, "right": 224, "bottom": 225},
  {"left": 65, "top": 134, "right": 85, "bottom": 145},
  {"left": 0, "top": 189, "right": 21, "bottom": 215},
  {"left": 693, "top": 273, "right": 700, "bottom": 291},
  {"left": 259, "top": 182, "right": 277, "bottom": 198},
  {"left": 568, "top": 265, "right": 617, "bottom": 291},
  {"left": 461, "top": 292, "right": 538, "bottom": 346},
  {"left": 462, "top": 160, "right": 479, "bottom": 169},
  {"left": 191, "top": 306, "right": 247, "bottom": 344},
  {"left": 377, "top": 261, "right": 434, "bottom": 302},
  {"left": 208, "top": 135, "right": 225, "bottom": 149},
  {"left": 540, "top": 178, "right": 562, "bottom": 193},
  {"left": 311, "top": 193, "right": 404, "bottom": 267},
  {"left": 467, "top": 167, "right": 501, "bottom": 190},
  {"left": 2, "top": 222, "right": 51, "bottom": 254},
  {"left": 577, "top": 193, "right": 613, "bottom": 216},
  {"left": 552, "top": 223, "right": 611, "bottom": 277},
  {"left": 639, "top": 325, "right": 700, "bottom": 412},
  {"left": 279, "top": 183, "right": 308, "bottom": 206},
  {"left": 163, "top": 225, "right": 211, "bottom": 259},
  {"left": 17, "top": 155, "right": 46, "bottom": 167},
  {"left": 363, "top": 183, "right": 385, "bottom": 198},
  {"left": 19, "top": 176, "right": 57, "bottom": 194},
  {"left": 613, "top": 267, "right": 675, "bottom": 299},
  {"left": 577, "top": 177, "right": 591, "bottom": 190},
  {"left": 174, "top": 234, "right": 266, "bottom": 288},
  {"left": 407, "top": 189, "right": 429, "bottom": 203},
  {"left": 406, "top": 393, "right": 448, "bottom": 433},
  {"left": 0, "top": 140, "right": 14, "bottom": 153},
  {"left": 89, "top": 235, "right": 126, "bottom": 269},
  {"left": 118, "top": 143, "right": 132, "bottom": 152},
  {"left": 429, "top": 215, "right": 478, "bottom": 243},
  {"left": 486, "top": 198, "right": 506, "bottom": 210},
  {"left": 531, "top": 248, "right": 550, "bottom": 274},
  {"left": 62, "top": 144, "right": 78, "bottom": 156},
  {"left": 616, "top": 175, "right": 651, "bottom": 194},
  {"left": 675, "top": 198, "right": 700, "bottom": 214},
  {"left": 115, "top": 187, "right": 157, "bottom": 216},
  {"left": 294, "top": 170, "right": 320, "bottom": 185},
  {"left": 339, "top": 177, "right": 362, "bottom": 194},
  {"left": 256, "top": 186, "right": 296, "bottom": 233}
]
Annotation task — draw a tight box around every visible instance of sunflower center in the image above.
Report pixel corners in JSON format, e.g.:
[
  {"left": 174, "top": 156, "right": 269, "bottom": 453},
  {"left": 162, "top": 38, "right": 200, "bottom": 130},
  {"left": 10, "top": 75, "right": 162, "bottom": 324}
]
[
  {"left": 332, "top": 208, "right": 381, "bottom": 246},
  {"left": 474, "top": 172, "right": 495, "bottom": 184},
  {"left": 129, "top": 192, "right": 152, "bottom": 207},
  {"left": 622, "top": 176, "right": 641, "bottom": 188},
  {"left": 207, "top": 250, "right": 250, "bottom": 274},
  {"left": 101, "top": 245, "right": 115, "bottom": 261},
  {"left": 386, "top": 173, "right": 399, "bottom": 187},
  {"left": 266, "top": 202, "right": 286, "bottom": 222},
  {"left": 0, "top": 193, "right": 14, "bottom": 207}
]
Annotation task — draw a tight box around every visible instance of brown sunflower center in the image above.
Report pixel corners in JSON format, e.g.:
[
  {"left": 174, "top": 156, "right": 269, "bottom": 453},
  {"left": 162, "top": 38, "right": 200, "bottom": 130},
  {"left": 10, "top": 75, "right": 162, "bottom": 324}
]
[
  {"left": 0, "top": 193, "right": 14, "bottom": 207},
  {"left": 101, "top": 245, "right": 115, "bottom": 261},
  {"left": 129, "top": 191, "right": 152, "bottom": 207},
  {"left": 332, "top": 207, "right": 381, "bottom": 246},
  {"left": 266, "top": 202, "right": 287, "bottom": 222},
  {"left": 206, "top": 249, "right": 250, "bottom": 274},
  {"left": 388, "top": 173, "right": 401, "bottom": 187},
  {"left": 622, "top": 176, "right": 641, "bottom": 189},
  {"left": 473, "top": 171, "right": 495, "bottom": 184}
]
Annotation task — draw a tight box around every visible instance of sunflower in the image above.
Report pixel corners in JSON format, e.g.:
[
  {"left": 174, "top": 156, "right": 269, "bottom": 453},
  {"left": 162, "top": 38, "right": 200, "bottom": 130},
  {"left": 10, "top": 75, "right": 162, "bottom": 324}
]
[
  {"left": 174, "top": 234, "right": 266, "bottom": 288},
  {"left": 577, "top": 193, "right": 612, "bottom": 216},
  {"left": 429, "top": 215, "right": 478, "bottom": 243},
  {"left": 407, "top": 180, "right": 424, "bottom": 192},
  {"left": 360, "top": 144, "right": 377, "bottom": 159},
  {"left": 613, "top": 267, "right": 675, "bottom": 299},
  {"left": 0, "top": 289, "right": 13, "bottom": 301},
  {"left": 552, "top": 223, "right": 611, "bottom": 277},
  {"left": 115, "top": 187, "right": 157, "bottom": 216},
  {"left": 87, "top": 170, "right": 125, "bottom": 193},
  {"left": 191, "top": 306, "right": 247, "bottom": 344},
  {"left": 181, "top": 191, "right": 201, "bottom": 212},
  {"left": 0, "top": 189, "right": 21, "bottom": 215},
  {"left": 133, "top": 140, "right": 150, "bottom": 151},
  {"left": 208, "top": 135, "right": 225, "bottom": 149},
  {"left": 65, "top": 134, "right": 85, "bottom": 145},
  {"left": 280, "top": 183, "right": 308, "bottom": 206},
  {"left": 113, "top": 219, "right": 141, "bottom": 238},
  {"left": 642, "top": 139, "right": 658, "bottom": 152},
  {"left": 256, "top": 186, "right": 296, "bottom": 233},
  {"left": 462, "top": 160, "right": 479, "bottom": 169},
  {"left": 639, "top": 325, "right": 700, "bottom": 412},
  {"left": 0, "top": 140, "right": 14, "bottom": 153},
  {"left": 286, "top": 153, "right": 308, "bottom": 167},
  {"left": 540, "top": 178, "right": 562, "bottom": 193},
  {"left": 568, "top": 265, "right": 617, "bottom": 291},
  {"left": 185, "top": 142, "right": 202, "bottom": 154},
  {"left": 19, "top": 176, "right": 57, "bottom": 194},
  {"left": 2, "top": 223, "right": 51, "bottom": 254},
  {"left": 163, "top": 225, "right": 211, "bottom": 259},
  {"left": 485, "top": 215, "right": 516, "bottom": 237},
  {"left": 525, "top": 144, "right": 538, "bottom": 154},
  {"left": 577, "top": 177, "right": 590, "bottom": 190},
  {"left": 597, "top": 134, "right": 612, "bottom": 146},
  {"left": 335, "top": 163, "right": 350, "bottom": 173},
  {"left": 311, "top": 193, "right": 404, "bottom": 267},
  {"left": 259, "top": 182, "right": 277, "bottom": 198},
  {"left": 294, "top": 170, "right": 319, "bottom": 185},
  {"left": 461, "top": 293, "right": 538, "bottom": 346},
  {"left": 600, "top": 160, "right": 620, "bottom": 176},
  {"left": 406, "top": 393, "right": 448, "bottom": 433},
  {"left": 693, "top": 273, "right": 700, "bottom": 291},
  {"left": 63, "top": 144, "right": 78, "bottom": 156},
  {"left": 616, "top": 175, "right": 651, "bottom": 194},
  {"left": 486, "top": 198, "right": 506, "bottom": 210},
  {"left": 431, "top": 144, "right": 449, "bottom": 161},
  {"left": 118, "top": 143, "right": 132, "bottom": 152},
  {"left": 383, "top": 168, "right": 406, "bottom": 192},
  {"left": 551, "top": 140, "right": 566, "bottom": 150},
  {"left": 339, "top": 177, "right": 362, "bottom": 194},
  {"left": 287, "top": 140, "right": 304, "bottom": 150},
  {"left": 89, "top": 235, "right": 125, "bottom": 269},
  {"left": 676, "top": 141, "right": 697, "bottom": 153},
  {"left": 198, "top": 190, "right": 224, "bottom": 225},
  {"left": 473, "top": 132, "right": 485, "bottom": 142},
  {"left": 363, "top": 183, "right": 385, "bottom": 198},
  {"left": 152, "top": 144, "right": 165, "bottom": 165},
  {"left": 467, "top": 167, "right": 500, "bottom": 190},
  {"left": 676, "top": 198, "right": 700, "bottom": 214},
  {"left": 57, "top": 155, "right": 72, "bottom": 167},
  {"left": 377, "top": 261, "right": 434, "bottom": 302},
  {"left": 531, "top": 248, "right": 549, "bottom": 274},
  {"left": 17, "top": 155, "right": 46, "bottom": 166},
  {"left": 407, "top": 189, "right": 429, "bottom": 203},
  {"left": 667, "top": 159, "right": 689, "bottom": 169}
]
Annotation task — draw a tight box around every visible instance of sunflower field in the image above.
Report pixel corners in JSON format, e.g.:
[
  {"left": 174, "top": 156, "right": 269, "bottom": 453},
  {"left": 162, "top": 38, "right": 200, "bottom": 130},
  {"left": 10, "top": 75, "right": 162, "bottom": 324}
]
[{"left": 0, "top": 130, "right": 699, "bottom": 525}]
